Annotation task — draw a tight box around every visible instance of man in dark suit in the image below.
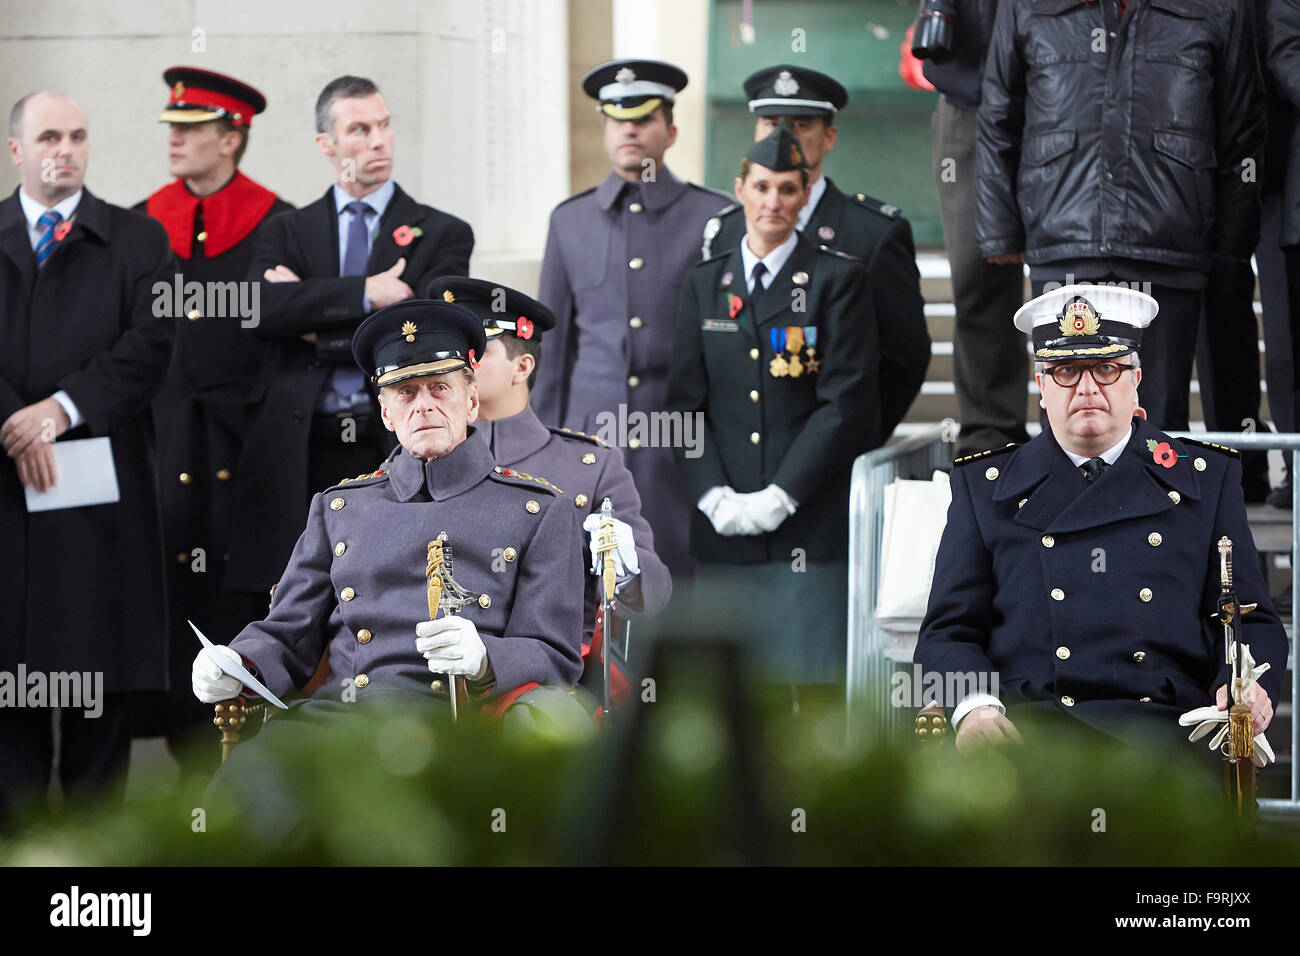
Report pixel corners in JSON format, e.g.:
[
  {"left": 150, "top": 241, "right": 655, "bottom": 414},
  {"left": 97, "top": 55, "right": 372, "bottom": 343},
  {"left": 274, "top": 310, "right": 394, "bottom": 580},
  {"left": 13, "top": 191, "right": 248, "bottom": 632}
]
[
  {"left": 136, "top": 67, "right": 294, "bottom": 771},
  {"left": 703, "top": 65, "right": 929, "bottom": 441},
  {"left": 0, "top": 91, "right": 175, "bottom": 815},
  {"left": 667, "top": 125, "right": 879, "bottom": 689},
  {"left": 226, "top": 75, "right": 474, "bottom": 596},
  {"left": 917, "top": 285, "right": 1286, "bottom": 757}
]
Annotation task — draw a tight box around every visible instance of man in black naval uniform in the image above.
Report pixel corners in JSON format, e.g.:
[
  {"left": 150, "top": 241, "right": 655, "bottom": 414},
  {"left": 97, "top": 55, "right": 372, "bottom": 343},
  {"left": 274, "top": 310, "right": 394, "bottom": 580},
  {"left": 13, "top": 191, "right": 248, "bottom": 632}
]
[
  {"left": 667, "top": 125, "right": 879, "bottom": 688},
  {"left": 427, "top": 276, "right": 671, "bottom": 700},
  {"left": 192, "top": 299, "right": 584, "bottom": 717},
  {"left": 226, "top": 75, "right": 474, "bottom": 599},
  {"left": 136, "top": 67, "right": 294, "bottom": 768},
  {"left": 917, "top": 285, "right": 1286, "bottom": 756},
  {"left": 702, "top": 65, "right": 929, "bottom": 440}
]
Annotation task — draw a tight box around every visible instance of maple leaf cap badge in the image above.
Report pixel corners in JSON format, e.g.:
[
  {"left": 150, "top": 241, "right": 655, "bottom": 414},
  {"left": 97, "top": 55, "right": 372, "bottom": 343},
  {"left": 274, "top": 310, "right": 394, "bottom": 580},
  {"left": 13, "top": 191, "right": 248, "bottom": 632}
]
[{"left": 1059, "top": 296, "right": 1101, "bottom": 337}]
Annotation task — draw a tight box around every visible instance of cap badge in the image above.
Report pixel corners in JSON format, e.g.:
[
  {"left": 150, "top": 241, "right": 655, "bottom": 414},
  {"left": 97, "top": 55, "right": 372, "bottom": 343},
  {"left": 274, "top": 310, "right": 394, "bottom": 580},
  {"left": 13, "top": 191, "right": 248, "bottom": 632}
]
[
  {"left": 1059, "top": 297, "right": 1100, "bottom": 337},
  {"left": 401, "top": 321, "right": 417, "bottom": 343},
  {"left": 774, "top": 71, "right": 799, "bottom": 96},
  {"left": 615, "top": 67, "right": 637, "bottom": 85},
  {"left": 172, "top": 81, "right": 185, "bottom": 100},
  {"left": 442, "top": 290, "right": 455, "bottom": 303},
  {"left": 790, "top": 144, "right": 804, "bottom": 166}
]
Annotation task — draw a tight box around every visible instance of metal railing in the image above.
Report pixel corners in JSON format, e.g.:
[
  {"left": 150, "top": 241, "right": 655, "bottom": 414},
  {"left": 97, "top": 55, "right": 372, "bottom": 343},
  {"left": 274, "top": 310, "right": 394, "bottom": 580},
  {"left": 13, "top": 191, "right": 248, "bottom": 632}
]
[{"left": 845, "top": 427, "right": 1300, "bottom": 815}]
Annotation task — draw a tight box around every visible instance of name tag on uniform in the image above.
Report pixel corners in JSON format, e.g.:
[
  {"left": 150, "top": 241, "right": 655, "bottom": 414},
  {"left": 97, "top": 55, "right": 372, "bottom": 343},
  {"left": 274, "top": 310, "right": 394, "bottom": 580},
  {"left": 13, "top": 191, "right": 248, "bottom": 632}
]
[{"left": 702, "top": 318, "right": 740, "bottom": 333}]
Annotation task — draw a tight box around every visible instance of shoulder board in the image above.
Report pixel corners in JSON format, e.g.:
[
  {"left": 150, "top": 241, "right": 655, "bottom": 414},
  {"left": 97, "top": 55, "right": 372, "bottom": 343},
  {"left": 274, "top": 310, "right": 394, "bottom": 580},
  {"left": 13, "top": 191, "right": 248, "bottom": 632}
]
[
  {"left": 492, "top": 465, "right": 564, "bottom": 496},
  {"left": 817, "top": 245, "right": 861, "bottom": 261},
  {"left": 554, "top": 186, "right": 598, "bottom": 210},
  {"left": 330, "top": 468, "right": 390, "bottom": 488},
  {"left": 849, "top": 192, "right": 903, "bottom": 219},
  {"left": 953, "top": 444, "right": 1018, "bottom": 467},
  {"left": 548, "top": 426, "right": 607, "bottom": 447},
  {"left": 1178, "top": 437, "right": 1240, "bottom": 457}
]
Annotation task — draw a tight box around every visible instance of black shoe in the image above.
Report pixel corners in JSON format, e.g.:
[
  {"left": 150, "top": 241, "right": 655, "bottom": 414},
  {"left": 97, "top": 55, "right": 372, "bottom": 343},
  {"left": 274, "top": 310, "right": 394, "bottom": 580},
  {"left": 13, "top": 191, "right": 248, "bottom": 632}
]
[{"left": 1266, "top": 480, "right": 1292, "bottom": 509}]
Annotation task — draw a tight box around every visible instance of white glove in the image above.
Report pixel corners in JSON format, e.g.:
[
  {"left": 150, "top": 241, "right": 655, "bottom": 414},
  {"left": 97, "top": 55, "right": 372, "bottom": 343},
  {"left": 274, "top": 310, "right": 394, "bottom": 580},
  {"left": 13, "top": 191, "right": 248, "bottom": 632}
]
[
  {"left": 698, "top": 486, "right": 762, "bottom": 536},
  {"left": 732, "top": 484, "right": 797, "bottom": 533},
  {"left": 582, "top": 513, "right": 640, "bottom": 578},
  {"left": 191, "top": 644, "right": 245, "bottom": 703},
  {"left": 1178, "top": 643, "right": 1275, "bottom": 767},
  {"left": 416, "top": 617, "right": 489, "bottom": 680}
]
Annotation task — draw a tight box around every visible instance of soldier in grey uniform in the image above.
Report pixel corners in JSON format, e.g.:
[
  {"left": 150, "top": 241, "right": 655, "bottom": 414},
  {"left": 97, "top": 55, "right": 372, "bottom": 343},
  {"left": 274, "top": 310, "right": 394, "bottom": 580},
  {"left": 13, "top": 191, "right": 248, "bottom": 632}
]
[
  {"left": 192, "top": 299, "right": 585, "bottom": 713},
  {"left": 534, "top": 58, "right": 731, "bottom": 583},
  {"left": 666, "top": 125, "right": 879, "bottom": 689},
  {"left": 427, "top": 276, "right": 671, "bottom": 657},
  {"left": 703, "top": 65, "right": 930, "bottom": 439}
]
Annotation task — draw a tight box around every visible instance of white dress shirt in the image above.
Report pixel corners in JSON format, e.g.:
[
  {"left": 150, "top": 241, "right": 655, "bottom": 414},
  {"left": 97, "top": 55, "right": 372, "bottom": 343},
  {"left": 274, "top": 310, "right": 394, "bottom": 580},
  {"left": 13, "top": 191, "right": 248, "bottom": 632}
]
[
  {"left": 740, "top": 229, "right": 798, "bottom": 293},
  {"left": 795, "top": 175, "right": 827, "bottom": 233}
]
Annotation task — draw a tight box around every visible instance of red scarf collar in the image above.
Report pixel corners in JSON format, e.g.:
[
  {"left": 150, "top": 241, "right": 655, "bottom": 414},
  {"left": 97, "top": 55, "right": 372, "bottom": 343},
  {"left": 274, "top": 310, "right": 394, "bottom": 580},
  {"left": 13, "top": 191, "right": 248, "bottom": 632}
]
[{"left": 145, "top": 170, "right": 279, "bottom": 259}]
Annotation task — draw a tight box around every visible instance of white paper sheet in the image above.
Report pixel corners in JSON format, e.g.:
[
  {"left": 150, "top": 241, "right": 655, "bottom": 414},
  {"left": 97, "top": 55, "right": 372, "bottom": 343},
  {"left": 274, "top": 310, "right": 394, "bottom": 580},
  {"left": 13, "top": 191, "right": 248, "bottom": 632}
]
[{"left": 23, "top": 437, "right": 120, "bottom": 512}]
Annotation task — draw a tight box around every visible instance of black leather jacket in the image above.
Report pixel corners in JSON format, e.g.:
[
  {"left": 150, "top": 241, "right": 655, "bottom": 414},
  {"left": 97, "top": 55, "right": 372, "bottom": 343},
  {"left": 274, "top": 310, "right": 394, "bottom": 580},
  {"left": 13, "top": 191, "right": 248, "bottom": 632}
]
[{"left": 976, "top": 0, "right": 1264, "bottom": 270}]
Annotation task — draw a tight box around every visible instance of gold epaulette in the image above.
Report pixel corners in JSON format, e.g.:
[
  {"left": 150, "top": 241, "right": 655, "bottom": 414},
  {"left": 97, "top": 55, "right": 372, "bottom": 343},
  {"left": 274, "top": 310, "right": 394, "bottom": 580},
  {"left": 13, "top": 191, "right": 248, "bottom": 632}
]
[
  {"left": 556, "top": 427, "right": 609, "bottom": 447},
  {"left": 337, "top": 468, "right": 388, "bottom": 484},
  {"left": 953, "top": 443, "right": 1018, "bottom": 466},
  {"left": 493, "top": 465, "right": 564, "bottom": 495}
]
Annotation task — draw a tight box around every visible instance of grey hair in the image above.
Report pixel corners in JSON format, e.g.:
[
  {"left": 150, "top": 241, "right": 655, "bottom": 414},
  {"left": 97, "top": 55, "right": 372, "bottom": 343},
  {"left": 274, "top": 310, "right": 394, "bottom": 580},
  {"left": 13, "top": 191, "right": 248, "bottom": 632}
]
[{"left": 314, "top": 75, "right": 380, "bottom": 136}]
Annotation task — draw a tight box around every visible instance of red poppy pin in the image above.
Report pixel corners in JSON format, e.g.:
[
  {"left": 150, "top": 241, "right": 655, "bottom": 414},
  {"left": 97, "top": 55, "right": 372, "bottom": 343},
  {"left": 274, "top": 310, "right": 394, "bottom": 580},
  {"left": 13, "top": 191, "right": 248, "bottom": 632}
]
[
  {"left": 468, "top": 348, "right": 480, "bottom": 371},
  {"left": 728, "top": 294, "right": 743, "bottom": 319},
  {"left": 393, "top": 224, "right": 424, "bottom": 247},
  {"left": 53, "top": 217, "right": 74, "bottom": 242},
  {"left": 1146, "top": 439, "right": 1177, "bottom": 468},
  {"left": 516, "top": 316, "right": 534, "bottom": 340}
]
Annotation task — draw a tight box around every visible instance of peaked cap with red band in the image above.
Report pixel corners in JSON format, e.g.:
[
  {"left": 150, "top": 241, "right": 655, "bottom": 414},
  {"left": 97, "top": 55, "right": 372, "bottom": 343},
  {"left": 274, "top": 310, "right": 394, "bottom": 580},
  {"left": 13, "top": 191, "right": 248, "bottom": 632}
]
[{"left": 160, "top": 66, "right": 267, "bottom": 127}]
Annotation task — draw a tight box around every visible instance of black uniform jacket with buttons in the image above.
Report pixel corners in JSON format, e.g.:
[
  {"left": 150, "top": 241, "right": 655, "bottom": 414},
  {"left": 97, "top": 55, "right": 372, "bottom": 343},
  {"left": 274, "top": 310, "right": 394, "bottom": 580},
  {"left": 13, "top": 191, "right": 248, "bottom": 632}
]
[
  {"left": 704, "top": 178, "right": 930, "bottom": 439},
  {"left": 916, "top": 418, "right": 1287, "bottom": 741},
  {"left": 225, "top": 184, "right": 473, "bottom": 592},
  {"left": 0, "top": 188, "right": 176, "bottom": 692},
  {"left": 228, "top": 431, "right": 585, "bottom": 701},
  {"left": 666, "top": 231, "right": 879, "bottom": 564},
  {"left": 476, "top": 406, "right": 671, "bottom": 640}
]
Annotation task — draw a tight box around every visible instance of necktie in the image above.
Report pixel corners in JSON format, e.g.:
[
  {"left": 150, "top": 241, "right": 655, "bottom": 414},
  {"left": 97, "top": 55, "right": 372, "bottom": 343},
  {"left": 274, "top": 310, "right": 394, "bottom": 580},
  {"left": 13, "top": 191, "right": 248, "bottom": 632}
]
[
  {"left": 750, "top": 261, "right": 768, "bottom": 297},
  {"left": 35, "top": 209, "right": 63, "bottom": 268},
  {"left": 1079, "top": 457, "right": 1109, "bottom": 482},
  {"left": 341, "top": 201, "right": 372, "bottom": 276}
]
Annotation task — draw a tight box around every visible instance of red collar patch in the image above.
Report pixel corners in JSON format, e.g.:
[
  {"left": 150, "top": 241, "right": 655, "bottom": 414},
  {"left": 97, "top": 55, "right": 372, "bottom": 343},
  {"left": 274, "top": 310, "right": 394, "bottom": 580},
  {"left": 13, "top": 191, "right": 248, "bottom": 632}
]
[{"left": 145, "top": 170, "right": 279, "bottom": 259}]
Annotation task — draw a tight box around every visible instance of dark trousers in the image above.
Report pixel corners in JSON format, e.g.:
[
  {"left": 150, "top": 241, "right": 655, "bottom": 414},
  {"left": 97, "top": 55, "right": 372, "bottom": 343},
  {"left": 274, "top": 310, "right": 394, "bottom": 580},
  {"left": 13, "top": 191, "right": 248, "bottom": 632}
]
[
  {"left": 0, "top": 693, "right": 132, "bottom": 821},
  {"left": 1287, "top": 245, "right": 1300, "bottom": 433},
  {"left": 932, "top": 98, "right": 1029, "bottom": 454},
  {"left": 1196, "top": 257, "right": 1270, "bottom": 499},
  {"left": 307, "top": 410, "right": 394, "bottom": 501},
  {"left": 1259, "top": 194, "right": 1295, "bottom": 440}
]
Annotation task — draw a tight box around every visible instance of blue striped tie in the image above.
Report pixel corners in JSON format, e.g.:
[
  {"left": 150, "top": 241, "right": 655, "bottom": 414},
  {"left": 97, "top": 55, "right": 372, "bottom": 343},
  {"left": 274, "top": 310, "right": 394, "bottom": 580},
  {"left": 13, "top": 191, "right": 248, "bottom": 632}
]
[{"left": 34, "top": 209, "right": 63, "bottom": 268}]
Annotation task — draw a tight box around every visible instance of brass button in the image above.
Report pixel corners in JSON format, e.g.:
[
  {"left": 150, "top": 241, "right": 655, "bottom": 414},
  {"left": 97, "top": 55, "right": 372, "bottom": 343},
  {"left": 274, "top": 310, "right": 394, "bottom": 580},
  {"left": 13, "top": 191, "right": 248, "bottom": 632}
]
[
  {"left": 478, "top": 593, "right": 491, "bottom": 609},
  {"left": 178, "top": 472, "right": 192, "bottom": 485},
  {"left": 628, "top": 375, "right": 640, "bottom": 388},
  {"left": 1018, "top": 498, "right": 1028, "bottom": 509},
  {"left": 1193, "top": 457, "right": 1206, "bottom": 471},
  {"left": 330, "top": 497, "right": 345, "bottom": 511},
  {"left": 1056, "top": 646, "right": 1070, "bottom": 660},
  {"left": 176, "top": 552, "right": 188, "bottom": 564},
  {"left": 1051, "top": 588, "right": 1065, "bottom": 601},
  {"left": 216, "top": 468, "right": 231, "bottom": 481},
  {"left": 1041, "top": 534, "right": 1054, "bottom": 548},
  {"left": 503, "top": 547, "right": 517, "bottom": 562},
  {"left": 1147, "top": 532, "right": 1162, "bottom": 547},
  {"left": 629, "top": 316, "right": 643, "bottom": 329},
  {"left": 357, "top": 628, "right": 372, "bottom": 644},
  {"left": 574, "top": 494, "right": 588, "bottom": 508},
  {"left": 334, "top": 541, "right": 346, "bottom": 556},
  {"left": 187, "top": 309, "right": 202, "bottom": 322},
  {"left": 1132, "top": 651, "right": 1146, "bottom": 663},
  {"left": 1168, "top": 491, "right": 1181, "bottom": 504},
  {"left": 526, "top": 500, "right": 540, "bottom": 514},
  {"left": 1139, "top": 587, "right": 1152, "bottom": 602},
  {"left": 750, "top": 432, "right": 760, "bottom": 445},
  {"left": 354, "top": 674, "right": 369, "bottom": 688},
  {"left": 749, "top": 390, "right": 759, "bottom": 402},
  {"left": 1061, "top": 695, "right": 1075, "bottom": 707},
  {"left": 749, "top": 348, "right": 760, "bottom": 360},
  {"left": 582, "top": 453, "right": 596, "bottom": 464},
  {"left": 628, "top": 437, "right": 642, "bottom": 450},
  {"left": 196, "top": 231, "right": 208, "bottom": 242},
  {"left": 985, "top": 467, "right": 999, "bottom": 481},
  {"left": 628, "top": 202, "right": 643, "bottom": 213},
  {"left": 1139, "top": 696, "right": 1151, "bottom": 703},
  {"left": 341, "top": 586, "right": 356, "bottom": 601},
  {"left": 628, "top": 257, "right": 644, "bottom": 270},
  {"left": 431, "top": 680, "right": 444, "bottom": 692}
]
